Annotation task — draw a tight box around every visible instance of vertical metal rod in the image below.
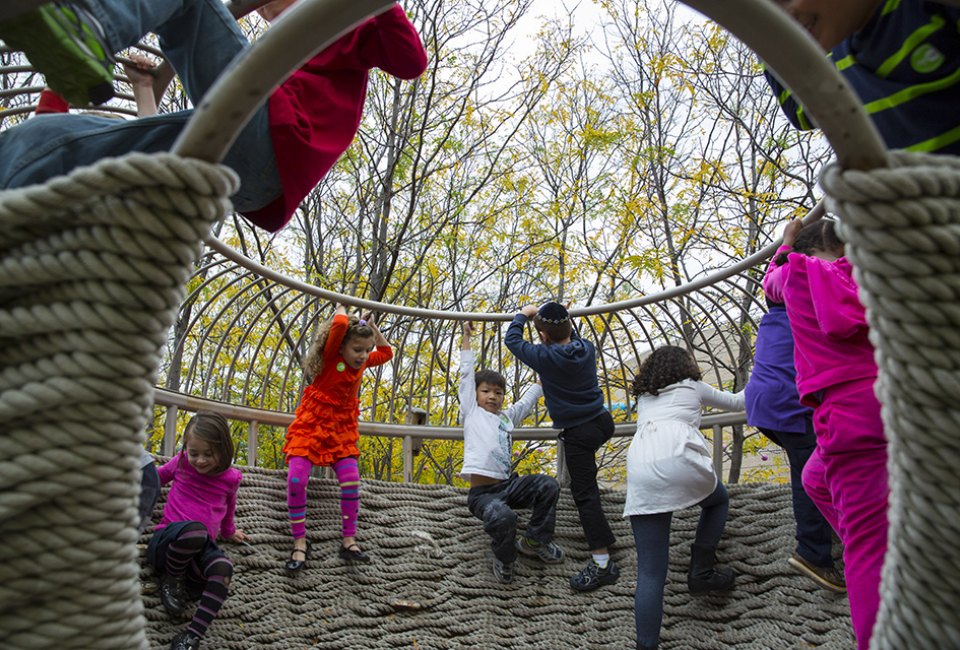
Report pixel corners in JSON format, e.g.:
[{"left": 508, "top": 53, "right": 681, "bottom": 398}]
[
  {"left": 403, "top": 435, "right": 413, "bottom": 483},
  {"left": 713, "top": 424, "right": 723, "bottom": 478},
  {"left": 163, "top": 405, "right": 179, "bottom": 456},
  {"left": 247, "top": 420, "right": 259, "bottom": 467}
]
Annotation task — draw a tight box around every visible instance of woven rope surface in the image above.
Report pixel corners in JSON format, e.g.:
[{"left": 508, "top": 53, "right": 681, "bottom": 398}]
[
  {"left": 821, "top": 151, "right": 960, "bottom": 649},
  {"left": 0, "top": 152, "right": 237, "bottom": 649},
  {"left": 143, "top": 468, "right": 854, "bottom": 649}
]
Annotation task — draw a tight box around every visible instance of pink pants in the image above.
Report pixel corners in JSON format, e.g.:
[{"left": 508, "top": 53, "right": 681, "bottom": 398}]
[{"left": 802, "top": 378, "right": 888, "bottom": 650}]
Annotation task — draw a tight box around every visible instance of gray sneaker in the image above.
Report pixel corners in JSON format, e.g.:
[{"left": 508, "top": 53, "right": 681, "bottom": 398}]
[
  {"left": 517, "top": 536, "right": 565, "bottom": 564},
  {"left": 492, "top": 557, "right": 514, "bottom": 583}
]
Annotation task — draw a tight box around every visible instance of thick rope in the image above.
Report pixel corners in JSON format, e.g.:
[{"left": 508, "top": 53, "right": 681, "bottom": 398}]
[
  {"left": 0, "top": 152, "right": 237, "bottom": 649},
  {"left": 821, "top": 151, "right": 960, "bottom": 649}
]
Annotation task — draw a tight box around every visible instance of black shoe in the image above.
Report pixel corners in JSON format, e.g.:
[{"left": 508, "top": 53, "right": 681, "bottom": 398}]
[
  {"left": 169, "top": 630, "right": 201, "bottom": 650},
  {"left": 492, "top": 557, "right": 514, "bottom": 583},
  {"left": 285, "top": 539, "right": 311, "bottom": 573},
  {"left": 569, "top": 559, "right": 619, "bottom": 591},
  {"left": 688, "top": 543, "right": 736, "bottom": 594},
  {"left": 338, "top": 542, "right": 370, "bottom": 563},
  {"left": 158, "top": 574, "right": 189, "bottom": 618},
  {"left": 0, "top": 2, "right": 115, "bottom": 105}
]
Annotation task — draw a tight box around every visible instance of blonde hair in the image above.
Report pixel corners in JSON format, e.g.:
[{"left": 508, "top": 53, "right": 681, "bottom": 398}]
[{"left": 303, "top": 314, "right": 375, "bottom": 381}]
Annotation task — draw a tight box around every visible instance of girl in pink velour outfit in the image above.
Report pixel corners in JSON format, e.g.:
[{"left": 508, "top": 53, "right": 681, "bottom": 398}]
[
  {"left": 148, "top": 412, "right": 246, "bottom": 650},
  {"left": 763, "top": 218, "right": 888, "bottom": 650}
]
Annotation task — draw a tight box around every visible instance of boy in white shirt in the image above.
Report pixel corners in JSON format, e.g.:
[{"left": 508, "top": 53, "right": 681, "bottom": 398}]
[{"left": 459, "top": 322, "right": 564, "bottom": 583}]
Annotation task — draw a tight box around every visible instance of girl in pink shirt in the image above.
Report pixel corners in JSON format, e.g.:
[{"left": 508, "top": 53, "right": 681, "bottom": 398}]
[
  {"left": 147, "top": 412, "right": 247, "bottom": 650},
  {"left": 764, "top": 219, "right": 888, "bottom": 650}
]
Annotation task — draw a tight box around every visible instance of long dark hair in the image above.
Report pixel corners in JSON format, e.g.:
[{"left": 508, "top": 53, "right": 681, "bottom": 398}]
[
  {"left": 775, "top": 219, "right": 844, "bottom": 266},
  {"left": 182, "top": 411, "right": 234, "bottom": 474},
  {"left": 631, "top": 346, "right": 701, "bottom": 397}
]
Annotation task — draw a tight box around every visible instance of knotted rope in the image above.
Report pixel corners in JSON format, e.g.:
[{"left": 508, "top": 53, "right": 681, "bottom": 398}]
[
  {"left": 821, "top": 151, "right": 960, "bottom": 648},
  {"left": 0, "top": 152, "right": 238, "bottom": 649}
]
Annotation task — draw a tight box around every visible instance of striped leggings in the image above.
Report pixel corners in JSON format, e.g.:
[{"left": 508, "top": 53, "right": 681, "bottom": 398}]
[{"left": 287, "top": 455, "right": 360, "bottom": 539}]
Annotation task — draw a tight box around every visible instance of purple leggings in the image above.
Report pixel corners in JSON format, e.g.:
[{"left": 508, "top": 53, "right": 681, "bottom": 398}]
[
  {"left": 287, "top": 455, "right": 361, "bottom": 539},
  {"left": 802, "top": 379, "right": 888, "bottom": 649}
]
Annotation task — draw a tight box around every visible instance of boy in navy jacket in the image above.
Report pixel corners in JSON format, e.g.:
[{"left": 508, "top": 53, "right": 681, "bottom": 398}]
[{"left": 505, "top": 302, "right": 619, "bottom": 591}]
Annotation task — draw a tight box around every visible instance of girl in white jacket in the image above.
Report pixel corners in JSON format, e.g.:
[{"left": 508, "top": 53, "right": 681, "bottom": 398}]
[{"left": 625, "top": 346, "right": 744, "bottom": 650}]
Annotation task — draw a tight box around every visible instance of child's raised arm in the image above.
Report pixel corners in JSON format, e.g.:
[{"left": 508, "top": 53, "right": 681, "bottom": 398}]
[
  {"left": 764, "top": 220, "right": 803, "bottom": 302},
  {"left": 364, "top": 312, "right": 393, "bottom": 367},
  {"left": 122, "top": 53, "right": 159, "bottom": 117},
  {"left": 461, "top": 321, "right": 474, "bottom": 350},
  {"left": 458, "top": 325, "right": 478, "bottom": 414},
  {"left": 365, "top": 312, "right": 389, "bottom": 348},
  {"left": 505, "top": 305, "right": 546, "bottom": 371}
]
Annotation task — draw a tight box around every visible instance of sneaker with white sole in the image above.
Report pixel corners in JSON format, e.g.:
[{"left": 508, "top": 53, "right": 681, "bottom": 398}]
[
  {"left": 492, "top": 557, "right": 514, "bottom": 583},
  {"left": 788, "top": 553, "right": 846, "bottom": 593},
  {"left": 516, "top": 536, "right": 565, "bottom": 564},
  {"left": 0, "top": 2, "right": 115, "bottom": 106},
  {"left": 569, "top": 558, "right": 619, "bottom": 591}
]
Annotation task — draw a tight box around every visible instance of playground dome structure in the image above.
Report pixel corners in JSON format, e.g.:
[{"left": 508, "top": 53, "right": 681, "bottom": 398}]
[{"left": 1, "top": 0, "right": 958, "bottom": 648}]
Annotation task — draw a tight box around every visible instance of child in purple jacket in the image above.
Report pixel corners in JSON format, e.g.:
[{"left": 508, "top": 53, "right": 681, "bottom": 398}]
[
  {"left": 764, "top": 218, "right": 887, "bottom": 650},
  {"left": 744, "top": 296, "right": 844, "bottom": 593}
]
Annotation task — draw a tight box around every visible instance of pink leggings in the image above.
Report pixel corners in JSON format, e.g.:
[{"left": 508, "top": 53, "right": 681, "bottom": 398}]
[
  {"left": 802, "top": 379, "right": 888, "bottom": 650},
  {"left": 287, "top": 455, "right": 361, "bottom": 539}
]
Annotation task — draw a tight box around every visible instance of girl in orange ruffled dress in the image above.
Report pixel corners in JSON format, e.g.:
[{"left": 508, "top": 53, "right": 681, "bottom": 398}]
[{"left": 284, "top": 305, "right": 393, "bottom": 571}]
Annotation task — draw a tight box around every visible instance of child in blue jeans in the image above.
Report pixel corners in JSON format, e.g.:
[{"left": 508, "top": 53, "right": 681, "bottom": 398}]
[
  {"left": 505, "top": 302, "right": 619, "bottom": 592},
  {"left": 460, "top": 322, "right": 564, "bottom": 583},
  {"left": 0, "top": 1, "right": 427, "bottom": 232}
]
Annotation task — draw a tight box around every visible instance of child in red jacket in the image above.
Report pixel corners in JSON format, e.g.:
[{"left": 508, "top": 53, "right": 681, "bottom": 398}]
[{"left": 0, "top": 1, "right": 427, "bottom": 232}]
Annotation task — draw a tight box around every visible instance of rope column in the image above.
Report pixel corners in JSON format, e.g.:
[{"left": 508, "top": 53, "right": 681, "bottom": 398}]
[
  {"left": 0, "top": 152, "right": 237, "bottom": 649},
  {"left": 821, "top": 151, "right": 960, "bottom": 648}
]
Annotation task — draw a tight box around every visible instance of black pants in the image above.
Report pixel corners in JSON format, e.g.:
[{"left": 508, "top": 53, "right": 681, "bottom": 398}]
[
  {"left": 561, "top": 410, "right": 616, "bottom": 550},
  {"left": 761, "top": 424, "right": 834, "bottom": 567},
  {"left": 467, "top": 473, "right": 560, "bottom": 563}
]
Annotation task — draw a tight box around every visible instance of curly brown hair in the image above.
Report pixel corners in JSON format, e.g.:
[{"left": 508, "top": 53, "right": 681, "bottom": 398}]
[
  {"left": 631, "top": 345, "right": 701, "bottom": 397},
  {"left": 303, "top": 314, "right": 375, "bottom": 381}
]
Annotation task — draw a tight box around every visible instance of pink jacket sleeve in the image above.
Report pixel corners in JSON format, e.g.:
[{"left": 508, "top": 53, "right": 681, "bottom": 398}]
[
  {"left": 762, "top": 245, "right": 792, "bottom": 303},
  {"left": 807, "top": 257, "right": 868, "bottom": 340},
  {"left": 157, "top": 454, "right": 180, "bottom": 486}
]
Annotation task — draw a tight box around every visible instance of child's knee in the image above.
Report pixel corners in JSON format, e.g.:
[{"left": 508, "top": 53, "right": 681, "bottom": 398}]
[
  {"left": 485, "top": 502, "right": 518, "bottom": 535},
  {"left": 288, "top": 475, "right": 307, "bottom": 498},
  {"left": 177, "top": 522, "right": 210, "bottom": 547},
  {"left": 540, "top": 475, "right": 560, "bottom": 500},
  {"left": 206, "top": 556, "right": 234, "bottom": 580}
]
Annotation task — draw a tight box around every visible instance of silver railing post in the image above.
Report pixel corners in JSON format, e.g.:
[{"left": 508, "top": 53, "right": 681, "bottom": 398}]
[{"left": 712, "top": 424, "right": 724, "bottom": 479}]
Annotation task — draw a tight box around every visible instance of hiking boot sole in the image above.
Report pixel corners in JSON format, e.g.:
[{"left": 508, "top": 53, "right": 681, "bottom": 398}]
[
  {"left": 0, "top": 3, "right": 115, "bottom": 106},
  {"left": 788, "top": 555, "right": 847, "bottom": 593}
]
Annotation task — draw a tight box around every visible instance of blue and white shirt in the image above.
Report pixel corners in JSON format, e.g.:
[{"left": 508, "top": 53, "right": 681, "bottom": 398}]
[{"left": 459, "top": 349, "right": 542, "bottom": 481}]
